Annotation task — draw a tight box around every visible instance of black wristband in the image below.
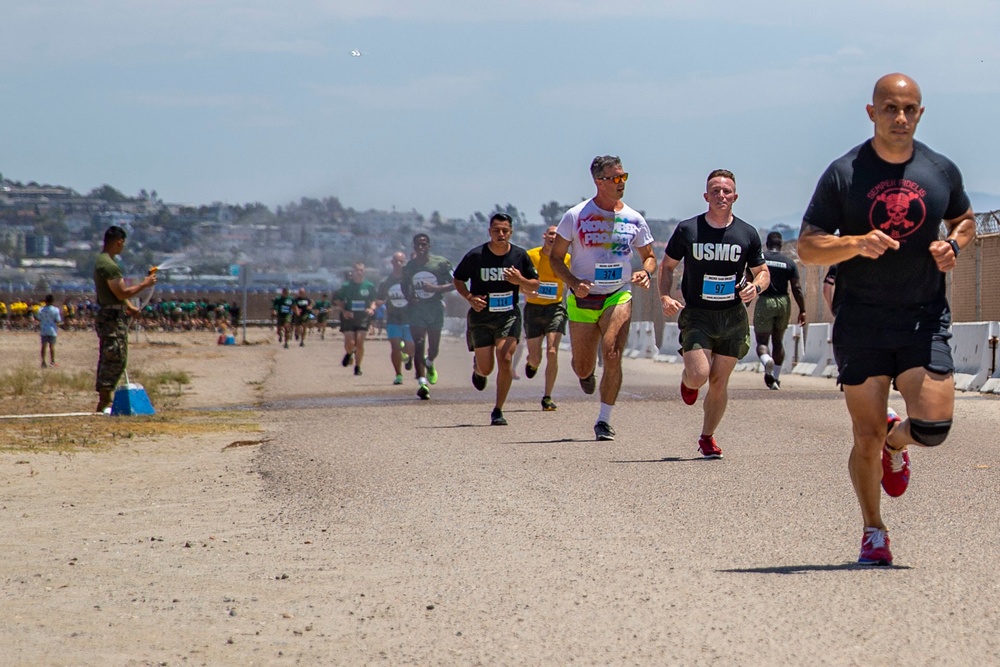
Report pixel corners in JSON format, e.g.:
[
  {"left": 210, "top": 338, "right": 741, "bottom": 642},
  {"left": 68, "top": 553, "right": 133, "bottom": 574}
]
[{"left": 947, "top": 238, "right": 961, "bottom": 258}]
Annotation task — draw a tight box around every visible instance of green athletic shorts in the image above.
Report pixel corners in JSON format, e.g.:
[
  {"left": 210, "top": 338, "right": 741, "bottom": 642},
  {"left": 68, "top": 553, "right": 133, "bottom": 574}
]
[
  {"left": 679, "top": 304, "right": 750, "bottom": 359},
  {"left": 567, "top": 290, "right": 632, "bottom": 324},
  {"left": 753, "top": 294, "right": 791, "bottom": 333}
]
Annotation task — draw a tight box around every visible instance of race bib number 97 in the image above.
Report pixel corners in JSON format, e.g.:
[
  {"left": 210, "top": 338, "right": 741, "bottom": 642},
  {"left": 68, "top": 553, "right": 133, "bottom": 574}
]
[{"left": 701, "top": 274, "right": 736, "bottom": 301}]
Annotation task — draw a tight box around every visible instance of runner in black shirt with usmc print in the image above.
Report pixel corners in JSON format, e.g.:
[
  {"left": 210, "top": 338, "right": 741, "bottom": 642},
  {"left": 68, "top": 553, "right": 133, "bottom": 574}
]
[
  {"left": 798, "top": 73, "right": 976, "bottom": 566},
  {"left": 453, "top": 213, "right": 539, "bottom": 426},
  {"left": 660, "top": 169, "right": 769, "bottom": 460}
]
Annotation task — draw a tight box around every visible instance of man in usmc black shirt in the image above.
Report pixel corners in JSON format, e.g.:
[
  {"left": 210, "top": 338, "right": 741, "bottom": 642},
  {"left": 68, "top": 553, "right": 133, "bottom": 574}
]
[
  {"left": 659, "top": 169, "right": 769, "bottom": 459},
  {"left": 798, "top": 73, "right": 976, "bottom": 566},
  {"left": 754, "top": 231, "right": 806, "bottom": 389},
  {"left": 453, "top": 213, "right": 540, "bottom": 426}
]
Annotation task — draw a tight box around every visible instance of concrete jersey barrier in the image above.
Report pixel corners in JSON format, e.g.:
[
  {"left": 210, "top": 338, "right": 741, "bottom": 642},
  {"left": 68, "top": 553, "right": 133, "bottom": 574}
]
[
  {"left": 953, "top": 321, "right": 1000, "bottom": 393},
  {"left": 792, "top": 323, "right": 833, "bottom": 377},
  {"left": 654, "top": 322, "right": 682, "bottom": 363}
]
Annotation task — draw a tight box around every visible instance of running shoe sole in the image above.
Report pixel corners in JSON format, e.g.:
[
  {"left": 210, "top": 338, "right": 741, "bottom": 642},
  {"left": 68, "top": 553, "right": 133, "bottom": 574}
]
[
  {"left": 697, "top": 436, "right": 723, "bottom": 459},
  {"left": 579, "top": 373, "right": 597, "bottom": 395},
  {"left": 525, "top": 364, "right": 538, "bottom": 379},
  {"left": 881, "top": 409, "right": 909, "bottom": 497},
  {"left": 680, "top": 381, "right": 699, "bottom": 405},
  {"left": 541, "top": 397, "right": 557, "bottom": 411},
  {"left": 472, "top": 372, "right": 487, "bottom": 391},
  {"left": 417, "top": 385, "right": 430, "bottom": 400}
]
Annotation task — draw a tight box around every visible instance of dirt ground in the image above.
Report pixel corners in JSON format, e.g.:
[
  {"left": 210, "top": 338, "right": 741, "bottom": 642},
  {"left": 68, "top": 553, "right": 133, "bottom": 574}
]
[{"left": 0, "top": 328, "right": 288, "bottom": 666}]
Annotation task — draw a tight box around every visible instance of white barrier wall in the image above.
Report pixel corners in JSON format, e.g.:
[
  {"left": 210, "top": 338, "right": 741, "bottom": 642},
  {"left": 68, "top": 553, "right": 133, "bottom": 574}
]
[
  {"left": 952, "top": 321, "right": 999, "bottom": 392},
  {"left": 625, "top": 321, "right": 658, "bottom": 359},
  {"left": 654, "top": 322, "right": 682, "bottom": 363},
  {"left": 981, "top": 336, "right": 1000, "bottom": 392},
  {"left": 444, "top": 316, "right": 465, "bottom": 337},
  {"left": 792, "top": 323, "right": 833, "bottom": 377},
  {"left": 624, "top": 322, "right": 641, "bottom": 357},
  {"left": 736, "top": 325, "right": 804, "bottom": 373}
]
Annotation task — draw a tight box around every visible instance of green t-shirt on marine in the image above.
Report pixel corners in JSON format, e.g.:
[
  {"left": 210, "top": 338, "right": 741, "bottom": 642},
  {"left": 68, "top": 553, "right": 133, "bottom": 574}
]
[
  {"left": 93, "top": 252, "right": 124, "bottom": 307},
  {"left": 337, "top": 280, "right": 377, "bottom": 311}
]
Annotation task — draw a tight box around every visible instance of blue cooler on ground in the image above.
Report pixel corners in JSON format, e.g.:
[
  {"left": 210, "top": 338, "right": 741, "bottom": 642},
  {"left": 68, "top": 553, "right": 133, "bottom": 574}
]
[
  {"left": 225, "top": 334, "right": 236, "bottom": 345},
  {"left": 111, "top": 383, "right": 156, "bottom": 416}
]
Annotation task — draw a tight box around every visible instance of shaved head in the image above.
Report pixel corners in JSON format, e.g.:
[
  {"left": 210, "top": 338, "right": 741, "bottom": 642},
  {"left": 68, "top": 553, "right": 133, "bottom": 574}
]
[{"left": 873, "top": 73, "right": 922, "bottom": 105}]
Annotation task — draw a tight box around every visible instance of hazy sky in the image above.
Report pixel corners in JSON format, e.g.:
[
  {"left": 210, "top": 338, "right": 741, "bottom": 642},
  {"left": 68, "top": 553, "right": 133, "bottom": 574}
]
[{"left": 4, "top": 1, "right": 1000, "bottom": 226}]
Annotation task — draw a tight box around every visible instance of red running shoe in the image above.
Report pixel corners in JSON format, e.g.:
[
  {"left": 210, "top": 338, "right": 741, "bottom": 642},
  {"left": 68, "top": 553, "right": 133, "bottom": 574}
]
[
  {"left": 858, "top": 527, "right": 893, "bottom": 565},
  {"left": 680, "top": 380, "right": 699, "bottom": 405},
  {"left": 697, "top": 434, "right": 723, "bottom": 459},
  {"left": 881, "top": 408, "right": 910, "bottom": 498}
]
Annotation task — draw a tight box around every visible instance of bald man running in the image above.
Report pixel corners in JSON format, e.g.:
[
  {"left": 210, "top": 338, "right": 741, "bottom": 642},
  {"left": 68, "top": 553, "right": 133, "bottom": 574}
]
[{"left": 798, "top": 73, "right": 976, "bottom": 566}]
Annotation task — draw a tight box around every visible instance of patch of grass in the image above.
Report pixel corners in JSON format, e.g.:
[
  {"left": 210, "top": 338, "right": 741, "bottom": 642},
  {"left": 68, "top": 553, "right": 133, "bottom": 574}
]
[
  {"left": 1, "top": 364, "right": 195, "bottom": 410},
  {"left": 121, "top": 368, "right": 194, "bottom": 410},
  {"left": 41, "top": 368, "right": 94, "bottom": 392},
  {"left": 0, "top": 410, "right": 261, "bottom": 453},
  {"left": 5, "top": 365, "right": 40, "bottom": 397}
]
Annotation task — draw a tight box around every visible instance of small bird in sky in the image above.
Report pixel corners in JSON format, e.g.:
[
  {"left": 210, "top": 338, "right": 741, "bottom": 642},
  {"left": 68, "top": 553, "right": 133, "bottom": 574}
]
[{"left": 350, "top": 49, "right": 363, "bottom": 57}]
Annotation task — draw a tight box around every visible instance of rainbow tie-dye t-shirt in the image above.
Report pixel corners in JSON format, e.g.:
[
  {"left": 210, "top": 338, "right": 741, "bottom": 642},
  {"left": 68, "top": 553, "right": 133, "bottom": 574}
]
[{"left": 555, "top": 199, "right": 654, "bottom": 295}]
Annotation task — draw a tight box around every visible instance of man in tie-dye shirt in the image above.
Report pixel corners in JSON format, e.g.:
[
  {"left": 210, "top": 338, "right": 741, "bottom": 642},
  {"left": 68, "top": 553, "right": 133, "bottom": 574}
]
[{"left": 550, "top": 155, "right": 656, "bottom": 442}]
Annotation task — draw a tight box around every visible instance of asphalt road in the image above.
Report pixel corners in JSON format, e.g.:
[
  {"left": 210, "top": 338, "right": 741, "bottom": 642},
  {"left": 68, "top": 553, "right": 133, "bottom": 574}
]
[{"left": 255, "top": 334, "right": 1000, "bottom": 666}]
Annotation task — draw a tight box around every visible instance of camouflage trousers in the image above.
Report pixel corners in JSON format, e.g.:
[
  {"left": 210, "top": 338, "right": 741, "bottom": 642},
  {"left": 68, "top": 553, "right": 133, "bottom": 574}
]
[{"left": 95, "top": 309, "right": 129, "bottom": 392}]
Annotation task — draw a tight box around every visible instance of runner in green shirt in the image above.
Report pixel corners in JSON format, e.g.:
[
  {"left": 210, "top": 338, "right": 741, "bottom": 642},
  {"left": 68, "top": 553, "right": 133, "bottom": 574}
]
[{"left": 334, "top": 262, "right": 377, "bottom": 375}]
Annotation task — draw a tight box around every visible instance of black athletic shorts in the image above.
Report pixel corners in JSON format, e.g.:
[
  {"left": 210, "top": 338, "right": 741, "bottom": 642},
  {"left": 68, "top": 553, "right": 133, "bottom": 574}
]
[
  {"left": 466, "top": 310, "right": 521, "bottom": 351},
  {"left": 832, "top": 300, "right": 954, "bottom": 386},
  {"left": 340, "top": 313, "right": 371, "bottom": 333},
  {"left": 523, "top": 302, "right": 567, "bottom": 339}
]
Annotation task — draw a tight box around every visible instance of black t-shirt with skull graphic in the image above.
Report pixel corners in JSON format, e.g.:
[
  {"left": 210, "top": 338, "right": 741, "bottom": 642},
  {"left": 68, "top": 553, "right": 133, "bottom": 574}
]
[{"left": 802, "top": 140, "right": 970, "bottom": 309}]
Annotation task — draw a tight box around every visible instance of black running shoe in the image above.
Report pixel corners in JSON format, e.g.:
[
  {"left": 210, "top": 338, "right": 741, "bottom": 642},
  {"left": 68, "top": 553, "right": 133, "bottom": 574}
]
[
  {"left": 541, "top": 396, "right": 557, "bottom": 411},
  {"left": 404, "top": 356, "right": 413, "bottom": 371},
  {"left": 490, "top": 408, "right": 508, "bottom": 426},
  {"left": 594, "top": 421, "right": 616, "bottom": 441},
  {"left": 342, "top": 352, "right": 353, "bottom": 367},
  {"left": 417, "top": 383, "right": 430, "bottom": 400},
  {"left": 580, "top": 373, "right": 597, "bottom": 395},
  {"left": 525, "top": 363, "right": 538, "bottom": 379},
  {"left": 354, "top": 365, "right": 362, "bottom": 376},
  {"left": 472, "top": 371, "right": 487, "bottom": 391}
]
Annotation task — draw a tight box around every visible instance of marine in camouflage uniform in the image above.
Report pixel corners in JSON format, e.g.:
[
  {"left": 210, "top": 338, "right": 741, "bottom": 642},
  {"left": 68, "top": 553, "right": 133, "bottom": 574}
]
[{"left": 93, "top": 226, "right": 157, "bottom": 412}]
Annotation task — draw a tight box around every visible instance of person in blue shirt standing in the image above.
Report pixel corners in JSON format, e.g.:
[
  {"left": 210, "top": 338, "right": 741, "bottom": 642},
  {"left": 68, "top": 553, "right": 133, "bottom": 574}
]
[{"left": 36, "top": 294, "right": 63, "bottom": 368}]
